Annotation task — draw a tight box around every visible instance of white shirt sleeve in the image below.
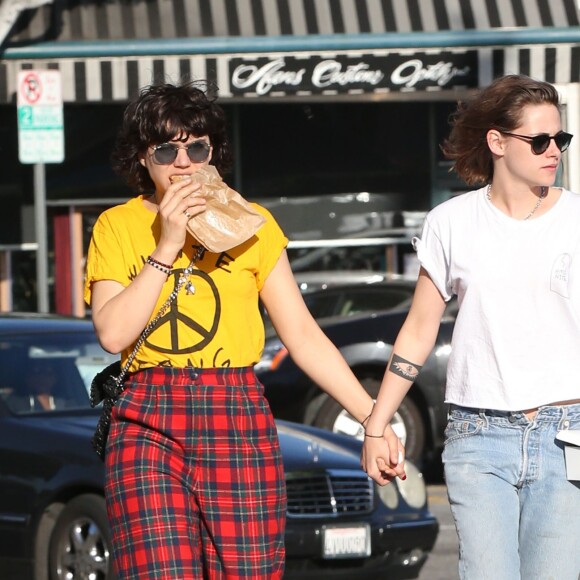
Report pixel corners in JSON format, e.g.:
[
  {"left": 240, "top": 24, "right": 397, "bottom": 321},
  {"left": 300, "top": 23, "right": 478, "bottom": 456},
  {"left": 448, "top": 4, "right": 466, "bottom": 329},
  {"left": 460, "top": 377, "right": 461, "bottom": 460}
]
[{"left": 412, "top": 216, "right": 453, "bottom": 301}]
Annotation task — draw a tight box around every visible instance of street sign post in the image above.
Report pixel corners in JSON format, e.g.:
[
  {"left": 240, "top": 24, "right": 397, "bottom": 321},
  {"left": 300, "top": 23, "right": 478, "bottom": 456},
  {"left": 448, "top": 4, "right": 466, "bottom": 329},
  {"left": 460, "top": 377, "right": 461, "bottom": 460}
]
[
  {"left": 17, "top": 70, "right": 64, "bottom": 163},
  {"left": 16, "top": 70, "right": 64, "bottom": 313}
]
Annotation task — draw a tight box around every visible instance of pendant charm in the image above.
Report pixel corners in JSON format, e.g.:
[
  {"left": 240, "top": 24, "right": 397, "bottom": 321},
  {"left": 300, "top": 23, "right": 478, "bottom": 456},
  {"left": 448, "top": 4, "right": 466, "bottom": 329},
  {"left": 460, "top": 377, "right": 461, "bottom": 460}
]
[{"left": 185, "top": 281, "right": 196, "bottom": 295}]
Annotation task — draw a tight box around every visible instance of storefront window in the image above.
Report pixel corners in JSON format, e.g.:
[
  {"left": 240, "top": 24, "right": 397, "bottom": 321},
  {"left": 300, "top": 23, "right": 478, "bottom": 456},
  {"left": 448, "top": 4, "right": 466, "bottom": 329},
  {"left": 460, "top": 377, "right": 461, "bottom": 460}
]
[{"left": 237, "top": 101, "right": 433, "bottom": 209}]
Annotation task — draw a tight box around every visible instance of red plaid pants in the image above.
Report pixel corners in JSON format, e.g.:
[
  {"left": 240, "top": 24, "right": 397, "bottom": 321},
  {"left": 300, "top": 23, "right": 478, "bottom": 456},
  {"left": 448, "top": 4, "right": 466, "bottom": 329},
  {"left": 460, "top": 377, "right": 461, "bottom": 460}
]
[{"left": 105, "top": 366, "right": 286, "bottom": 579}]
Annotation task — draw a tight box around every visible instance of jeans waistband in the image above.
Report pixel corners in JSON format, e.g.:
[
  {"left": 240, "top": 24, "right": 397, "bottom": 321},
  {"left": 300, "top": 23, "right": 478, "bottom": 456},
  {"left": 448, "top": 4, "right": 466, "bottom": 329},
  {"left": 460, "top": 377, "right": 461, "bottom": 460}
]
[{"left": 449, "top": 403, "right": 580, "bottom": 423}]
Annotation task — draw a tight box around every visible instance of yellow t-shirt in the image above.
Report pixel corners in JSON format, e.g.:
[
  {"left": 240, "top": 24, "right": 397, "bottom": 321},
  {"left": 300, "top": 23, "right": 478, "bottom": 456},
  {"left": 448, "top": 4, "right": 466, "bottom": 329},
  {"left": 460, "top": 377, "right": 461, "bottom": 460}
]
[{"left": 84, "top": 195, "right": 288, "bottom": 371}]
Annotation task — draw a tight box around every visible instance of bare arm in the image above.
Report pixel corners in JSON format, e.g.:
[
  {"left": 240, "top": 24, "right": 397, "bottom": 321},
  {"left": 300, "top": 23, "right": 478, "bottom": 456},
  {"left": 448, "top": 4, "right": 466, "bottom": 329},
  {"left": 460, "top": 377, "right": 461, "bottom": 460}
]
[
  {"left": 91, "top": 179, "right": 206, "bottom": 353},
  {"left": 260, "top": 251, "right": 405, "bottom": 480},
  {"left": 361, "top": 268, "right": 446, "bottom": 484}
]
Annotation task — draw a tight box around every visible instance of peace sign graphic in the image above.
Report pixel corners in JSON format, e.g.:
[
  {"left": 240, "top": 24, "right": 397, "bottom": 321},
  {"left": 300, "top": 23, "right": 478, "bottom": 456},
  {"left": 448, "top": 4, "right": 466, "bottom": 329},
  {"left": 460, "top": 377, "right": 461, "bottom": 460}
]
[{"left": 145, "top": 269, "right": 220, "bottom": 354}]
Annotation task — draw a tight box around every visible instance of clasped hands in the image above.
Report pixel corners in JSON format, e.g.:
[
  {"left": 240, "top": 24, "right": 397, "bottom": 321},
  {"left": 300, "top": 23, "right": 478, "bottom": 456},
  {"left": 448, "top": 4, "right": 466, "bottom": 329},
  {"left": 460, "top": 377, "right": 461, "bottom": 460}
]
[{"left": 360, "top": 424, "right": 407, "bottom": 485}]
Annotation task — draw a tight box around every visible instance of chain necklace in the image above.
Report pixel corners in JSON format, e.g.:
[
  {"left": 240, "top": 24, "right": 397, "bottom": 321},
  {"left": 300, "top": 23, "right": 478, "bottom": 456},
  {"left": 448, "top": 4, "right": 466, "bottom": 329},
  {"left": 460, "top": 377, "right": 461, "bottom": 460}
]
[{"left": 486, "top": 184, "right": 548, "bottom": 221}]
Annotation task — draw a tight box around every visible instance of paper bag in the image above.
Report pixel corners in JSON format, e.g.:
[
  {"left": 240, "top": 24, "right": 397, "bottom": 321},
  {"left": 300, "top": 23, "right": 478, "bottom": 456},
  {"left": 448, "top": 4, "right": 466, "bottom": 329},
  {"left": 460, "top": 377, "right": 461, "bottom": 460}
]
[
  {"left": 556, "top": 430, "right": 580, "bottom": 480},
  {"left": 171, "top": 165, "right": 265, "bottom": 253}
]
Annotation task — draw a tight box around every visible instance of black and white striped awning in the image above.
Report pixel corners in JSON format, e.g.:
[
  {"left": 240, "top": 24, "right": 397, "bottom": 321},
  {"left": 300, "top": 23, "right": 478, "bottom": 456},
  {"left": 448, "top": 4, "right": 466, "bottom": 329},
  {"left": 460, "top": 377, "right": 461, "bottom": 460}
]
[
  {"left": 1, "top": 0, "right": 579, "bottom": 104},
  {"left": 6, "top": 0, "right": 579, "bottom": 41},
  {"left": 2, "top": 44, "right": 578, "bottom": 103}
]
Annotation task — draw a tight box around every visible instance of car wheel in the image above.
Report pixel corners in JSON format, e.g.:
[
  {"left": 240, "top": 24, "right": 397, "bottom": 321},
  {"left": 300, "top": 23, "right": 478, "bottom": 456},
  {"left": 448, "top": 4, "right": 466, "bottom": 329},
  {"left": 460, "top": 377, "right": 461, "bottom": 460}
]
[
  {"left": 312, "top": 377, "right": 426, "bottom": 461},
  {"left": 48, "top": 494, "right": 113, "bottom": 580}
]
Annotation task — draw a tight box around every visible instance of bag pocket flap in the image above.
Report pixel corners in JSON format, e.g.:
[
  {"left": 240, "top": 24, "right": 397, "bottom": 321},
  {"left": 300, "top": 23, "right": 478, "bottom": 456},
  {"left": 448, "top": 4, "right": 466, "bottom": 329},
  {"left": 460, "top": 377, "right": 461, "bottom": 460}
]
[{"left": 556, "top": 430, "right": 580, "bottom": 447}]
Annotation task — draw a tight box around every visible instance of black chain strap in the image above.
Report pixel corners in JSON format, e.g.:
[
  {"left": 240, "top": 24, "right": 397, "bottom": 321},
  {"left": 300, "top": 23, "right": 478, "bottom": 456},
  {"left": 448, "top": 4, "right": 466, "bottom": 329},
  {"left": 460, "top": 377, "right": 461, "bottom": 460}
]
[
  {"left": 90, "top": 245, "right": 204, "bottom": 459},
  {"left": 115, "top": 244, "right": 205, "bottom": 386}
]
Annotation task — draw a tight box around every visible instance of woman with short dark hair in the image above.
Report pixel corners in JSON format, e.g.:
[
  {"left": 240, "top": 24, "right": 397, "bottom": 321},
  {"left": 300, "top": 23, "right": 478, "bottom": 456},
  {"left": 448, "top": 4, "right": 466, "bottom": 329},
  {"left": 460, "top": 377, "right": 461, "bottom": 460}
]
[{"left": 84, "top": 80, "right": 402, "bottom": 579}]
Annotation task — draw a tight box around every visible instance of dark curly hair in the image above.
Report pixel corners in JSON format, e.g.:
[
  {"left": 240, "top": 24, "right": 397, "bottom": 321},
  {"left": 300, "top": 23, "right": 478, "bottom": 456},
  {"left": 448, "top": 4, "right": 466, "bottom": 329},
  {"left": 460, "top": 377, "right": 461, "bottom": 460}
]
[
  {"left": 111, "top": 80, "right": 233, "bottom": 193},
  {"left": 441, "top": 75, "right": 561, "bottom": 186}
]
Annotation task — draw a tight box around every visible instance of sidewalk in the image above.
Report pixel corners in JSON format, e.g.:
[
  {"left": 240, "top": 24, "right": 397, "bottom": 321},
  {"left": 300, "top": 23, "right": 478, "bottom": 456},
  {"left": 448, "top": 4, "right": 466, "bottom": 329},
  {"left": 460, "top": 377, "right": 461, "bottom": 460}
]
[{"left": 419, "top": 485, "right": 459, "bottom": 580}]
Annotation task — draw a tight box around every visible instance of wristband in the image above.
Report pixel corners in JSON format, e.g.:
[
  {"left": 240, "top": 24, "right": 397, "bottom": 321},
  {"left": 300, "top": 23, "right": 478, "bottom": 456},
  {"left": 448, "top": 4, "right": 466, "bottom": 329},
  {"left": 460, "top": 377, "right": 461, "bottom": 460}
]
[
  {"left": 146, "top": 256, "right": 171, "bottom": 276},
  {"left": 364, "top": 433, "right": 384, "bottom": 438},
  {"left": 147, "top": 256, "right": 173, "bottom": 270}
]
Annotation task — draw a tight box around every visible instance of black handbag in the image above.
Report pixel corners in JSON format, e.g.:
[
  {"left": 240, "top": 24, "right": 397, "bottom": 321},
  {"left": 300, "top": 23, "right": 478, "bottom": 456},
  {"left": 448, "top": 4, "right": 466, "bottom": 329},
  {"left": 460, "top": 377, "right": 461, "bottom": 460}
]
[
  {"left": 89, "top": 361, "right": 123, "bottom": 460},
  {"left": 89, "top": 246, "right": 204, "bottom": 460}
]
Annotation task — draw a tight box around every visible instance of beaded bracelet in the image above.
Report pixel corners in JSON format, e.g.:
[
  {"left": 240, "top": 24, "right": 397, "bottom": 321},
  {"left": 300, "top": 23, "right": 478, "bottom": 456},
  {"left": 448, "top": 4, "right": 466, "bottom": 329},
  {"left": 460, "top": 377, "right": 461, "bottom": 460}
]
[
  {"left": 146, "top": 256, "right": 171, "bottom": 276},
  {"left": 147, "top": 256, "right": 173, "bottom": 270}
]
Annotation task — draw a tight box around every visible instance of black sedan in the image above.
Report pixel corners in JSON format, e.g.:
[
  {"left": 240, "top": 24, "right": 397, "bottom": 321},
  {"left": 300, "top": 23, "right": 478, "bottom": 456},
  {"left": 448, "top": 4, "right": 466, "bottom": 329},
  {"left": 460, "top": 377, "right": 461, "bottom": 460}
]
[
  {"left": 257, "top": 280, "right": 456, "bottom": 465},
  {"left": 263, "top": 273, "right": 415, "bottom": 335},
  {"left": 295, "top": 272, "right": 415, "bottom": 317},
  {"left": 0, "top": 314, "right": 438, "bottom": 580}
]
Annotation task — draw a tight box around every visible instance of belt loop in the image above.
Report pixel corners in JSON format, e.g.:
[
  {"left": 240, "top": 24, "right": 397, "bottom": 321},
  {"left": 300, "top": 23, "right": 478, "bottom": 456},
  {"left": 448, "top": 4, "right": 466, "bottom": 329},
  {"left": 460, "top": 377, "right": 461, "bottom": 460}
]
[
  {"left": 478, "top": 408, "right": 488, "bottom": 427},
  {"left": 558, "top": 406, "right": 569, "bottom": 431}
]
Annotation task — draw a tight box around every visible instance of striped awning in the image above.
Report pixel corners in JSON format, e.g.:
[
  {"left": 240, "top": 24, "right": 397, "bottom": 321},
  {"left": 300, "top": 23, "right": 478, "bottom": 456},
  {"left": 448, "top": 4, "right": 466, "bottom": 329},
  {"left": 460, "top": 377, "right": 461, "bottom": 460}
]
[
  {"left": 1, "top": 0, "right": 579, "bottom": 104},
  {"left": 2, "top": 43, "right": 578, "bottom": 104},
  {"left": 6, "top": 0, "right": 579, "bottom": 41}
]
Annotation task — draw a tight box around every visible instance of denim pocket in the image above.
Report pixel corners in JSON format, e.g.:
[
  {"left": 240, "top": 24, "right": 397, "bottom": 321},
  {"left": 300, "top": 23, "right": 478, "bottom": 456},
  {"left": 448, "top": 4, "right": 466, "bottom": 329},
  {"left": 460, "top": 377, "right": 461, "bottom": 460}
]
[{"left": 444, "top": 412, "right": 483, "bottom": 446}]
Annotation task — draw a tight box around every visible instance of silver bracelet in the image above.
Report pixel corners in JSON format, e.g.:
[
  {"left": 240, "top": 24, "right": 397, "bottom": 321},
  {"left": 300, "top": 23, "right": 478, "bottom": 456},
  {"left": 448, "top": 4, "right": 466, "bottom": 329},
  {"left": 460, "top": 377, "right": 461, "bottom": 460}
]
[{"left": 146, "top": 256, "right": 171, "bottom": 276}]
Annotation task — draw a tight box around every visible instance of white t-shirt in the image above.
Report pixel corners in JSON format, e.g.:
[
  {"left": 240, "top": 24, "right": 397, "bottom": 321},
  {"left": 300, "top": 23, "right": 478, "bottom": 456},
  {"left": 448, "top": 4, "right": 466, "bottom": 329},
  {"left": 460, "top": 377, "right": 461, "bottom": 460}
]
[{"left": 413, "top": 187, "right": 580, "bottom": 411}]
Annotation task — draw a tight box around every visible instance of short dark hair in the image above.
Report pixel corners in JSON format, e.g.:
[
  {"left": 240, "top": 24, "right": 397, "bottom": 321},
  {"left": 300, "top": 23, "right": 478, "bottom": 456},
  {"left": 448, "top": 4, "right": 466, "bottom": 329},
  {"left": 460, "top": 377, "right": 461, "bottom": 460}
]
[
  {"left": 441, "top": 75, "right": 561, "bottom": 186},
  {"left": 111, "top": 80, "right": 233, "bottom": 193}
]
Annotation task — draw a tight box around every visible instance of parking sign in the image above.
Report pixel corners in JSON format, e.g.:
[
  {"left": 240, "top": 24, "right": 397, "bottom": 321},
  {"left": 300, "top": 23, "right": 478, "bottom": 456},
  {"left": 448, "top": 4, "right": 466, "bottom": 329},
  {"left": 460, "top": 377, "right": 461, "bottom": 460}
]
[{"left": 17, "top": 70, "right": 64, "bottom": 164}]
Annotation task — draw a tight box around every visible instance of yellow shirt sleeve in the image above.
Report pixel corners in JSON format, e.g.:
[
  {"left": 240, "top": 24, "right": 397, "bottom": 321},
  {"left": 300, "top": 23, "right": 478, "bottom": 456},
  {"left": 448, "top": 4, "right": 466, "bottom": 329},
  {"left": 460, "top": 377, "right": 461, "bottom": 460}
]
[
  {"left": 84, "top": 211, "right": 133, "bottom": 307},
  {"left": 252, "top": 203, "right": 288, "bottom": 290}
]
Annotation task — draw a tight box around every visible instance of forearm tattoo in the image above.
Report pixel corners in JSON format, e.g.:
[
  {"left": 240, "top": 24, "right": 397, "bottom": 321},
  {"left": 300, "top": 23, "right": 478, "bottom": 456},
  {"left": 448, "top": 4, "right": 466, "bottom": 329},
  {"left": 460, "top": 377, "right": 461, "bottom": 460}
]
[{"left": 389, "top": 354, "right": 423, "bottom": 381}]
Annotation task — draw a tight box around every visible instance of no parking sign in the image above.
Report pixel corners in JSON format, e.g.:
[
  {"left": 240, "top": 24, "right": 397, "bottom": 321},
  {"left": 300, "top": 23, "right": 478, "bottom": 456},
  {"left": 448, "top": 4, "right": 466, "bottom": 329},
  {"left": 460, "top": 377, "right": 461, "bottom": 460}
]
[{"left": 17, "top": 70, "right": 64, "bottom": 164}]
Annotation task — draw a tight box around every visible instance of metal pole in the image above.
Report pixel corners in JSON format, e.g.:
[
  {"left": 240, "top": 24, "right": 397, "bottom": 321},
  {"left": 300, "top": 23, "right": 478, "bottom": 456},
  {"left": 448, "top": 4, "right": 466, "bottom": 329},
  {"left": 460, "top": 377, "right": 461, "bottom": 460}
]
[
  {"left": 0, "top": 250, "right": 12, "bottom": 312},
  {"left": 4, "top": 27, "right": 580, "bottom": 59},
  {"left": 34, "top": 162, "right": 49, "bottom": 313}
]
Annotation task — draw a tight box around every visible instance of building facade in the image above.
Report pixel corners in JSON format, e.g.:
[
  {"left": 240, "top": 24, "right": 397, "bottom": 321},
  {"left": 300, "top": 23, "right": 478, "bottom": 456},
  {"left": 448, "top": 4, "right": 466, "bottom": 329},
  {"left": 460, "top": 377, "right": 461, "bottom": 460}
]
[{"left": 0, "top": 0, "right": 579, "bottom": 313}]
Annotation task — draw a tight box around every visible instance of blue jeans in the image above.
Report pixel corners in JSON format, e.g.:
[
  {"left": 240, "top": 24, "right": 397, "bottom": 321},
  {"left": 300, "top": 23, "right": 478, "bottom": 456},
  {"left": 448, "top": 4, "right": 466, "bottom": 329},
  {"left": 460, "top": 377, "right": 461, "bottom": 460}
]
[{"left": 442, "top": 403, "right": 580, "bottom": 580}]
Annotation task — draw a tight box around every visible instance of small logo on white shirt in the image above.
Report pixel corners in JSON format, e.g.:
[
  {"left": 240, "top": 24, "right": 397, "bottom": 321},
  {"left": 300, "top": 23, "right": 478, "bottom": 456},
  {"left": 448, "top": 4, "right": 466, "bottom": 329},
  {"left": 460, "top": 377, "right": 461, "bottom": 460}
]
[{"left": 550, "top": 253, "right": 571, "bottom": 298}]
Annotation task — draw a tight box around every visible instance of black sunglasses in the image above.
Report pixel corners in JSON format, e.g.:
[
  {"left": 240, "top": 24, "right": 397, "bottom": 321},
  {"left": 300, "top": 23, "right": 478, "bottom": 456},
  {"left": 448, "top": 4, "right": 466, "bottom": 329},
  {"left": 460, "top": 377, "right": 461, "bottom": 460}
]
[
  {"left": 501, "top": 130, "right": 573, "bottom": 155},
  {"left": 151, "top": 141, "right": 211, "bottom": 165}
]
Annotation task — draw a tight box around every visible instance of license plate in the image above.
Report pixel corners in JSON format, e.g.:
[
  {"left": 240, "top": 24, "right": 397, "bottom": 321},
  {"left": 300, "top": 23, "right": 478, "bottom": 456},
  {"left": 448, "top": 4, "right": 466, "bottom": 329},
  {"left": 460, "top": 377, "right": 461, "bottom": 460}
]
[{"left": 322, "top": 524, "right": 371, "bottom": 559}]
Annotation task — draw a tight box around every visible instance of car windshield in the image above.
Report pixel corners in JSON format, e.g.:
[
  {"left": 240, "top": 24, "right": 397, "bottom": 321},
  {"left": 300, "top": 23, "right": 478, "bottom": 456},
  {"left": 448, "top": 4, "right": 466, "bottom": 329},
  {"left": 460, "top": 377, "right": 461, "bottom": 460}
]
[{"left": 0, "top": 331, "right": 117, "bottom": 415}]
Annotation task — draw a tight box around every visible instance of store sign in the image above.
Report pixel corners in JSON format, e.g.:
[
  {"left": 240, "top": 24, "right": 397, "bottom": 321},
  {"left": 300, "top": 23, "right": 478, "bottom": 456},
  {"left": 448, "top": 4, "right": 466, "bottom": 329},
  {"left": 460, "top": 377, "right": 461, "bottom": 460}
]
[
  {"left": 17, "top": 70, "right": 64, "bottom": 164},
  {"left": 230, "top": 51, "right": 478, "bottom": 97}
]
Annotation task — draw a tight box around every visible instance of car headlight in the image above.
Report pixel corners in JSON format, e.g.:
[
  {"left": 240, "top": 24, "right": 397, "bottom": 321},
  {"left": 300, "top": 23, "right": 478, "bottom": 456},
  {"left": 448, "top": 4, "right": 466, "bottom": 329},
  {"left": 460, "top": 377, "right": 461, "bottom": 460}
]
[
  {"left": 254, "top": 338, "right": 288, "bottom": 372},
  {"left": 396, "top": 461, "right": 427, "bottom": 508},
  {"left": 376, "top": 480, "right": 399, "bottom": 509}
]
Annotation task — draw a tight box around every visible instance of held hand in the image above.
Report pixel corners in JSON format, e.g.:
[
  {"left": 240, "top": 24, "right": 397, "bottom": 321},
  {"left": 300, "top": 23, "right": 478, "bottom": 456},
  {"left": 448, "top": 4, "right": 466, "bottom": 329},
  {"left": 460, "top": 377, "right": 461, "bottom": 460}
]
[
  {"left": 157, "top": 178, "right": 207, "bottom": 254},
  {"left": 360, "top": 424, "right": 406, "bottom": 486}
]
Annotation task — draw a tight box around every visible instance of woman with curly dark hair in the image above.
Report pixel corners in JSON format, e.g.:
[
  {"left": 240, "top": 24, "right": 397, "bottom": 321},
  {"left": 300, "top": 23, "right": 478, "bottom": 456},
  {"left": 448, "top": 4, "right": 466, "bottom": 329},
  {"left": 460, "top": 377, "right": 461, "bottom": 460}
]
[
  {"left": 362, "top": 74, "right": 580, "bottom": 579},
  {"left": 84, "top": 80, "right": 399, "bottom": 579}
]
